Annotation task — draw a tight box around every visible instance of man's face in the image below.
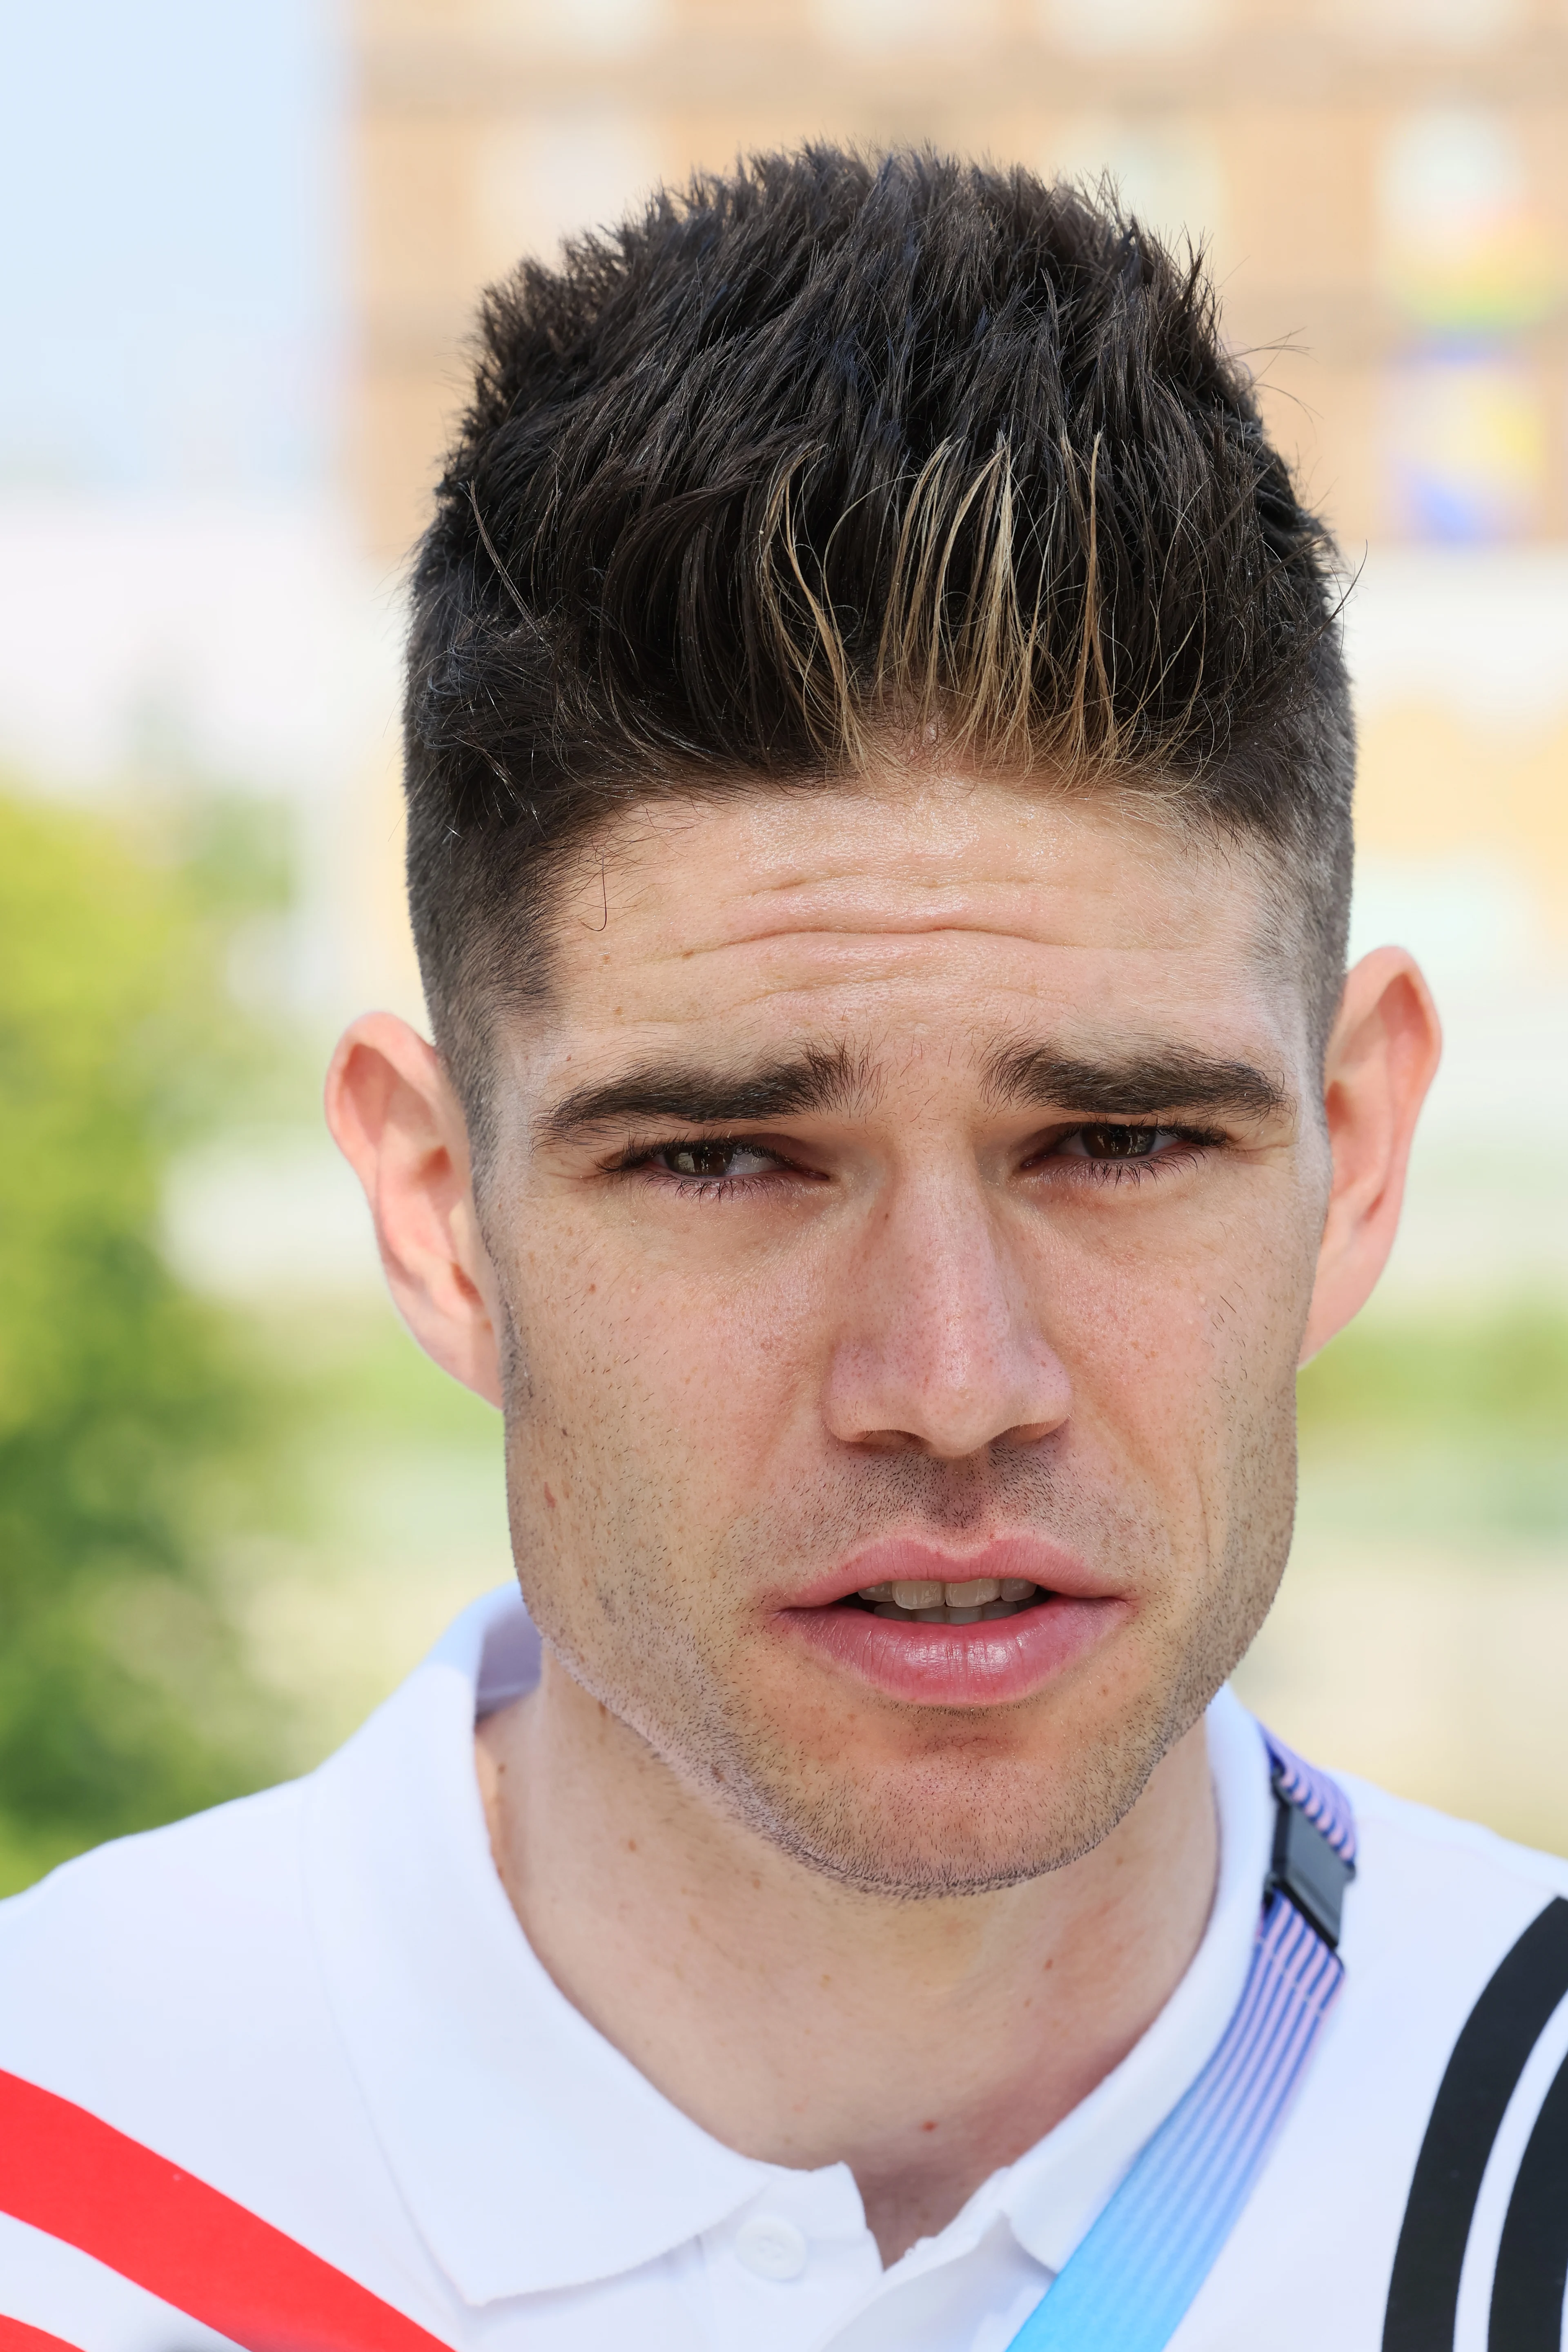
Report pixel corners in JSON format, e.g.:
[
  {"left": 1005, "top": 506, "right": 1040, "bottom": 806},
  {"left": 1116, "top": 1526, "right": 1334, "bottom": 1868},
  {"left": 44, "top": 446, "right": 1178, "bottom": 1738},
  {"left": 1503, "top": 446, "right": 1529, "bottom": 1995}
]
[{"left": 477, "top": 772, "right": 1330, "bottom": 1894}]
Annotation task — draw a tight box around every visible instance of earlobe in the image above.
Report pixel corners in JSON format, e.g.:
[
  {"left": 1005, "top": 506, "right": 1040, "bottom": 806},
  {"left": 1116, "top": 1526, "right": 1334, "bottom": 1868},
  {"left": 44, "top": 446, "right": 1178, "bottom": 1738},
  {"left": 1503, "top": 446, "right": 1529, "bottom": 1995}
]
[
  {"left": 324, "top": 1013, "right": 504, "bottom": 1408},
  {"left": 1298, "top": 948, "right": 1442, "bottom": 1365}
]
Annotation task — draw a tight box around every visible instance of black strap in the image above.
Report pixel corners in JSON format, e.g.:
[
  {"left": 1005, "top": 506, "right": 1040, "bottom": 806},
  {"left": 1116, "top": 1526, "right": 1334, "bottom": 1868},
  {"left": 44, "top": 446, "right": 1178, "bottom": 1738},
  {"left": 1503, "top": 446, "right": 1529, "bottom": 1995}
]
[
  {"left": 1266, "top": 1768, "right": 1354, "bottom": 1947},
  {"left": 1383, "top": 1895, "right": 1568, "bottom": 2352},
  {"left": 1489, "top": 2041, "right": 1568, "bottom": 2352}
]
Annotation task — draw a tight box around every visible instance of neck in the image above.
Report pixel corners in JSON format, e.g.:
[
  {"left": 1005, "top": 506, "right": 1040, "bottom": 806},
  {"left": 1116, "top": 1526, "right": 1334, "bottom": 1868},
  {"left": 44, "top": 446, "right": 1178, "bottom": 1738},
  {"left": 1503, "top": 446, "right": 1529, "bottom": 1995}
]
[{"left": 477, "top": 1658, "right": 1218, "bottom": 2265}]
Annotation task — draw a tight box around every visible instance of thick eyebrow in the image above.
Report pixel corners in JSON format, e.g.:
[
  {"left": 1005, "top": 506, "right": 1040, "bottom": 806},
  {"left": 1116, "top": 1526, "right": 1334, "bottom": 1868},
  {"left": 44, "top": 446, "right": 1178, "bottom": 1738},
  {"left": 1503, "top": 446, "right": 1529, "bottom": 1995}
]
[
  {"left": 982, "top": 1041, "right": 1290, "bottom": 1124},
  {"left": 536, "top": 1040, "right": 876, "bottom": 1147}
]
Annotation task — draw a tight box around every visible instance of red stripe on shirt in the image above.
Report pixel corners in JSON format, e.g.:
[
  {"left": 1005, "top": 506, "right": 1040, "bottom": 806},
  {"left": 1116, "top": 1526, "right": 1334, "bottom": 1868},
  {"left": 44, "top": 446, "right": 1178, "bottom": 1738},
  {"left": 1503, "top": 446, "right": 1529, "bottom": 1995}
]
[
  {"left": 0, "top": 2071, "right": 452, "bottom": 2352},
  {"left": 0, "top": 2321, "right": 87, "bottom": 2352}
]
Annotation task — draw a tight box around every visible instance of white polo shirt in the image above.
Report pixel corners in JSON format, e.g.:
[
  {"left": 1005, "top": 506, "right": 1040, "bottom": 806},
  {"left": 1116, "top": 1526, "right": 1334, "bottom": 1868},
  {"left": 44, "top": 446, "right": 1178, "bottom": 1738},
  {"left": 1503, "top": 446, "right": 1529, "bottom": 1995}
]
[{"left": 2, "top": 1586, "right": 1566, "bottom": 2351}]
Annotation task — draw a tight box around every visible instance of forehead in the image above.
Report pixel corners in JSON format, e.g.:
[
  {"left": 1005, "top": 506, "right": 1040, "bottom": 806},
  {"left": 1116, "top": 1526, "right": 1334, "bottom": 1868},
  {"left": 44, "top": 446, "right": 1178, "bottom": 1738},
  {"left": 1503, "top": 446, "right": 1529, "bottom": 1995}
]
[{"left": 523, "top": 774, "right": 1301, "bottom": 1080}]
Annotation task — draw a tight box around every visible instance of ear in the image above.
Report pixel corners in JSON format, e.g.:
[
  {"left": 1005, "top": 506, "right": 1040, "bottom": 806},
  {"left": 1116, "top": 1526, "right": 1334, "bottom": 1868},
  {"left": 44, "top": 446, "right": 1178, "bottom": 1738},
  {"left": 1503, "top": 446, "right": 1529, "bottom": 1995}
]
[
  {"left": 324, "top": 1013, "right": 503, "bottom": 1408},
  {"left": 1299, "top": 947, "right": 1442, "bottom": 1365}
]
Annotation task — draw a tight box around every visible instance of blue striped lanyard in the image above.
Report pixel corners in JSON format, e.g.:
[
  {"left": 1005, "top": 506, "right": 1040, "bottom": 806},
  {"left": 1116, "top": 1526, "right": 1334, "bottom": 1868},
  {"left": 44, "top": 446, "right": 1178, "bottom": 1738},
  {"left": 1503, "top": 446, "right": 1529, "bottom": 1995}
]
[{"left": 1006, "top": 1731, "right": 1356, "bottom": 2352}]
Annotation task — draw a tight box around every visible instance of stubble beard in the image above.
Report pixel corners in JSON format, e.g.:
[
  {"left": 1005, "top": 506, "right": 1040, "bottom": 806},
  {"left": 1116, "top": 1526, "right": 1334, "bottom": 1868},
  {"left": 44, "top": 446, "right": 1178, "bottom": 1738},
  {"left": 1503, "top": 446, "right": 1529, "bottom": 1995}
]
[{"left": 503, "top": 1367, "right": 1299, "bottom": 1902}]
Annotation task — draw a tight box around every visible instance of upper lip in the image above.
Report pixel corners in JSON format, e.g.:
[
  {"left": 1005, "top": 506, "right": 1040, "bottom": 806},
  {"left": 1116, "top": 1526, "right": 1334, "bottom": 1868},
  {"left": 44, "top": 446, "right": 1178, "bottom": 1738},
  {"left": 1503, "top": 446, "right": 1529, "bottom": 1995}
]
[{"left": 783, "top": 1535, "right": 1116, "bottom": 1610}]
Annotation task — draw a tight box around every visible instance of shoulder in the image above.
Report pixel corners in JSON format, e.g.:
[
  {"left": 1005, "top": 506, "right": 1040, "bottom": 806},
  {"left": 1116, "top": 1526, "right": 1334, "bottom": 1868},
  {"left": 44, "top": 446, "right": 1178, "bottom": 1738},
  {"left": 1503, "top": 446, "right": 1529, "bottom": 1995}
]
[
  {"left": 0, "top": 1779, "right": 330, "bottom": 2130},
  {"left": 1326, "top": 1773, "right": 1568, "bottom": 2130},
  {"left": 1296, "top": 1766, "right": 1568, "bottom": 2143},
  {"left": 0, "top": 1765, "right": 452, "bottom": 2321},
  {"left": 0, "top": 1774, "right": 401, "bottom": 2224},
  {"left": 0, "top": 1772, "right": 307, "bottom": 1928},
  {"left": 1191, "top": 1763, "right": 1568, "bottom": 2346},
  {"left": 0, "top": 1775, "right": 310, "bottom": 1972},
  {"left": 1340, "top": 1770, "right": 1568, "bottom": 1969}
]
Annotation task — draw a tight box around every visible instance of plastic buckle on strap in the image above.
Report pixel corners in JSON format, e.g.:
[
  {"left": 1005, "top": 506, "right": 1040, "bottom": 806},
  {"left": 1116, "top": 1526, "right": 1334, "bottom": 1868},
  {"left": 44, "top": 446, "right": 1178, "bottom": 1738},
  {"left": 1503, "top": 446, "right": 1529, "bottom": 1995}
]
[{"left": 1267, "top": 1773, "right": 1356, "bottom": 1949}]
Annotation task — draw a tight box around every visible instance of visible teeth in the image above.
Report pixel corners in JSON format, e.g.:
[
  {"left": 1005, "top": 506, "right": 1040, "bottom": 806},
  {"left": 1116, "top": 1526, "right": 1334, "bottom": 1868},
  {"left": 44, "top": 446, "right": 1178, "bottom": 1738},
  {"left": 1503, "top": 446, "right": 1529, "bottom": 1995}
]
[
  {"left": 891, "top": 1579, "right": 944, "bottom": 1610},
  {"left": 855, "top": 1576, "right": 1044, "bottom": 1622}
]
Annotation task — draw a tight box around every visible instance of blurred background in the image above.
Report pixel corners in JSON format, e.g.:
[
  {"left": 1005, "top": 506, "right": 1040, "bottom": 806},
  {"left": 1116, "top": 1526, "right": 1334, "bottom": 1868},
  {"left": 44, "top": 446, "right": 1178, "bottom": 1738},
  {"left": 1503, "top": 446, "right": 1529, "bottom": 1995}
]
[{"left": 1, "top": 0, "right": 1565, "bottom": 1895}]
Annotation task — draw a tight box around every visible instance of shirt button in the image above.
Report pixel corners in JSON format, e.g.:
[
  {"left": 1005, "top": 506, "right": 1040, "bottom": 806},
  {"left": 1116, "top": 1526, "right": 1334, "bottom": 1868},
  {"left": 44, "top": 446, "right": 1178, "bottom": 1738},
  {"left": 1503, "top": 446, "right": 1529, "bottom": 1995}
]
[{"left": 735, "top": 2214, "right": 809, "bottom": 2281}]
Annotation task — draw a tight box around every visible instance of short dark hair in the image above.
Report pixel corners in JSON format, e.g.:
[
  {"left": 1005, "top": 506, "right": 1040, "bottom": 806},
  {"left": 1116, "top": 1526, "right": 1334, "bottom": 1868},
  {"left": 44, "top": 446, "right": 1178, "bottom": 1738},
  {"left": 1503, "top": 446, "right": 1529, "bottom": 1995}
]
[{"left": 404, "top": 145, "right": 1353, "bottom": 1142}]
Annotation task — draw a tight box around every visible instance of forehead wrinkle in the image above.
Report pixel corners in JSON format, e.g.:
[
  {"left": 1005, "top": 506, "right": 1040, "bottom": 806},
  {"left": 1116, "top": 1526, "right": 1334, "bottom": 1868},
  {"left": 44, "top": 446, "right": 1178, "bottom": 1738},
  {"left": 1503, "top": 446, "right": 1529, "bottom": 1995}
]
[
  {"left": 637, "top": 909, "right": 1196, "bottom": 966},
  {"left": 604, "top": 933, "right": 1266, "bottom": 1044}
]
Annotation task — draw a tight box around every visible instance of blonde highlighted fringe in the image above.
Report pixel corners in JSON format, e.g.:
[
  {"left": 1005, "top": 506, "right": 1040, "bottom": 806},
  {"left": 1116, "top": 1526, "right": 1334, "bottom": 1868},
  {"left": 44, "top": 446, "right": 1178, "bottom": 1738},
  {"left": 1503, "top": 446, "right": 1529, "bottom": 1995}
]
[{"left": 757, "top": 435, "right": 1173, "bottom": 782}]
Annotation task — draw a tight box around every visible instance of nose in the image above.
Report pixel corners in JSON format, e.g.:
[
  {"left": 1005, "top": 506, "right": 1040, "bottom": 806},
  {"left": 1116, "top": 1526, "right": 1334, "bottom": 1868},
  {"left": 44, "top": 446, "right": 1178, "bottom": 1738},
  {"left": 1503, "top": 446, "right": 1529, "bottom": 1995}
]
[{"left": 822, "top": 1168, "right": 1071, "bottom": 1459}]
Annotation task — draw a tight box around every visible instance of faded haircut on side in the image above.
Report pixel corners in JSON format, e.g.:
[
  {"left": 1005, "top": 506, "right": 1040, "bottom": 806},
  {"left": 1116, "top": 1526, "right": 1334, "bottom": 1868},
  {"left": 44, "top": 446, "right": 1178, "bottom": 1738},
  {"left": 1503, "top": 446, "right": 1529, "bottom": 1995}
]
[{"left": 404, "top": 145, "right": 1354, "bottom": 1158}]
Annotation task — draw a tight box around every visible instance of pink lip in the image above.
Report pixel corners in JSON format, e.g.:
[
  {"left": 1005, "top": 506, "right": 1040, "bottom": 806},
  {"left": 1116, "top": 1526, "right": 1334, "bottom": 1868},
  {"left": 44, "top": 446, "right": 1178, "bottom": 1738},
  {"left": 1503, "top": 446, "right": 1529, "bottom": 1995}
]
[{"left": 778, "top": 1537, "right": 1128, "bottom": 1709}]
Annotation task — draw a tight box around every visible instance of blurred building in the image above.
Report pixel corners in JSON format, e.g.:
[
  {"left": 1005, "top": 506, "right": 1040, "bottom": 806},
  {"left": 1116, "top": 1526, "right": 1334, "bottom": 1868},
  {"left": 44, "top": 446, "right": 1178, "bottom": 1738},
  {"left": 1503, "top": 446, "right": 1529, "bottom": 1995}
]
[
  {"left": 354, "top": 0, "right": 1568, "bottom": 563},
  {"left": 351, "top": 0, "right": 1568, "bottom": 1075}
]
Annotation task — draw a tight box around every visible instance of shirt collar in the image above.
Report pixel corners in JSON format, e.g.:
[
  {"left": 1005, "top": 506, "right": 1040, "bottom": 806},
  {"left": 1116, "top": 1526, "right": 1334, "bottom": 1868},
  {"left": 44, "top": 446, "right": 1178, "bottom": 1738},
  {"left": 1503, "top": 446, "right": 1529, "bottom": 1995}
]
[
  {"left": 843, "top": 1684, "right": 1272, "bottom": 2294},
  {"left": 996, "top": 1682, "right": 1272, "bottom": 2274},
  {"left": 303, "top": 1588, "right": 783, "bottom": 2305},
  {"left": 301, "top": 1587, "right": 1272, "bottom": 2307}
]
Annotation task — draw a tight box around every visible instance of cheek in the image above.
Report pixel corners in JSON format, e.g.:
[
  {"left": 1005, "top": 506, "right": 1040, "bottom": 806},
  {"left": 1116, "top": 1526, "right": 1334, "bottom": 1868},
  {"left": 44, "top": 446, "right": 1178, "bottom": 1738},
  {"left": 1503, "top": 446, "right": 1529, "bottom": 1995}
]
[
  {"left": 497, "top": 1231, "right": 833, "bottom": 1666},
  {"left": 1026, "top": 1199, "right": 1309, "bottom": 1475},
  {"left": 500, "top": 1216, "right": 825, "bottom": 1503}
]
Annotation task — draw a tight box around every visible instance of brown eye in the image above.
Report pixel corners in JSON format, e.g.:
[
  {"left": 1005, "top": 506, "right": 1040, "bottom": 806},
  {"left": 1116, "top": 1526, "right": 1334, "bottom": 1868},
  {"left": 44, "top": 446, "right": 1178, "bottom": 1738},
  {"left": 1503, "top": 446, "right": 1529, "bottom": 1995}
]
[
  {"left": 1076, "top": 1125, "right": 1158, "bottom": 1160},
  {"left": 650, "top": 1140, "right": 780, "bottom": 1180},
  {"left": 662, "top": 1142, "right": 742, "bottom": 1178}
]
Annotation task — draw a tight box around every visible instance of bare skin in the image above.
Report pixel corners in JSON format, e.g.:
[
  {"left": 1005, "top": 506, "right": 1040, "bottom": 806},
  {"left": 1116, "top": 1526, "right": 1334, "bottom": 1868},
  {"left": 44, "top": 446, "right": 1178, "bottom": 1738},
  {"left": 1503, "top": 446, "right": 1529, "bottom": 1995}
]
[{"left": 327, "top": 769, "right": 1439, "bottom": 2263}]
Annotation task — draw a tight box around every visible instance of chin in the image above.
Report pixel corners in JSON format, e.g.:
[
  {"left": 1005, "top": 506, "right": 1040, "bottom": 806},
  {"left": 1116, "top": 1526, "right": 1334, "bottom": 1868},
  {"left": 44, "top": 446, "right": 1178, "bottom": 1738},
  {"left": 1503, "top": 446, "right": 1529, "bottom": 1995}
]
[{"left": 727, "top": 1745, "right": 1153, "bottom": 1899}]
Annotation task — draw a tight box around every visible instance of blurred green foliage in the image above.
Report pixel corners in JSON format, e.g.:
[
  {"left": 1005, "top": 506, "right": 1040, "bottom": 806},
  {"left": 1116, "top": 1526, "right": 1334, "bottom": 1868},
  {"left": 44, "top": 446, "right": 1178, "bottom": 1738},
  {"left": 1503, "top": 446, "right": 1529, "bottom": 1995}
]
[
  {"left": 0, "top": 785, "right": 292, "bottom": 1895},
  {"left": 1298, "top": 1306, "right": 1568, "bottom": 1544},
  {"left": 1300, "top": 1309, "right": 1568, "bottom": 1443}
]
